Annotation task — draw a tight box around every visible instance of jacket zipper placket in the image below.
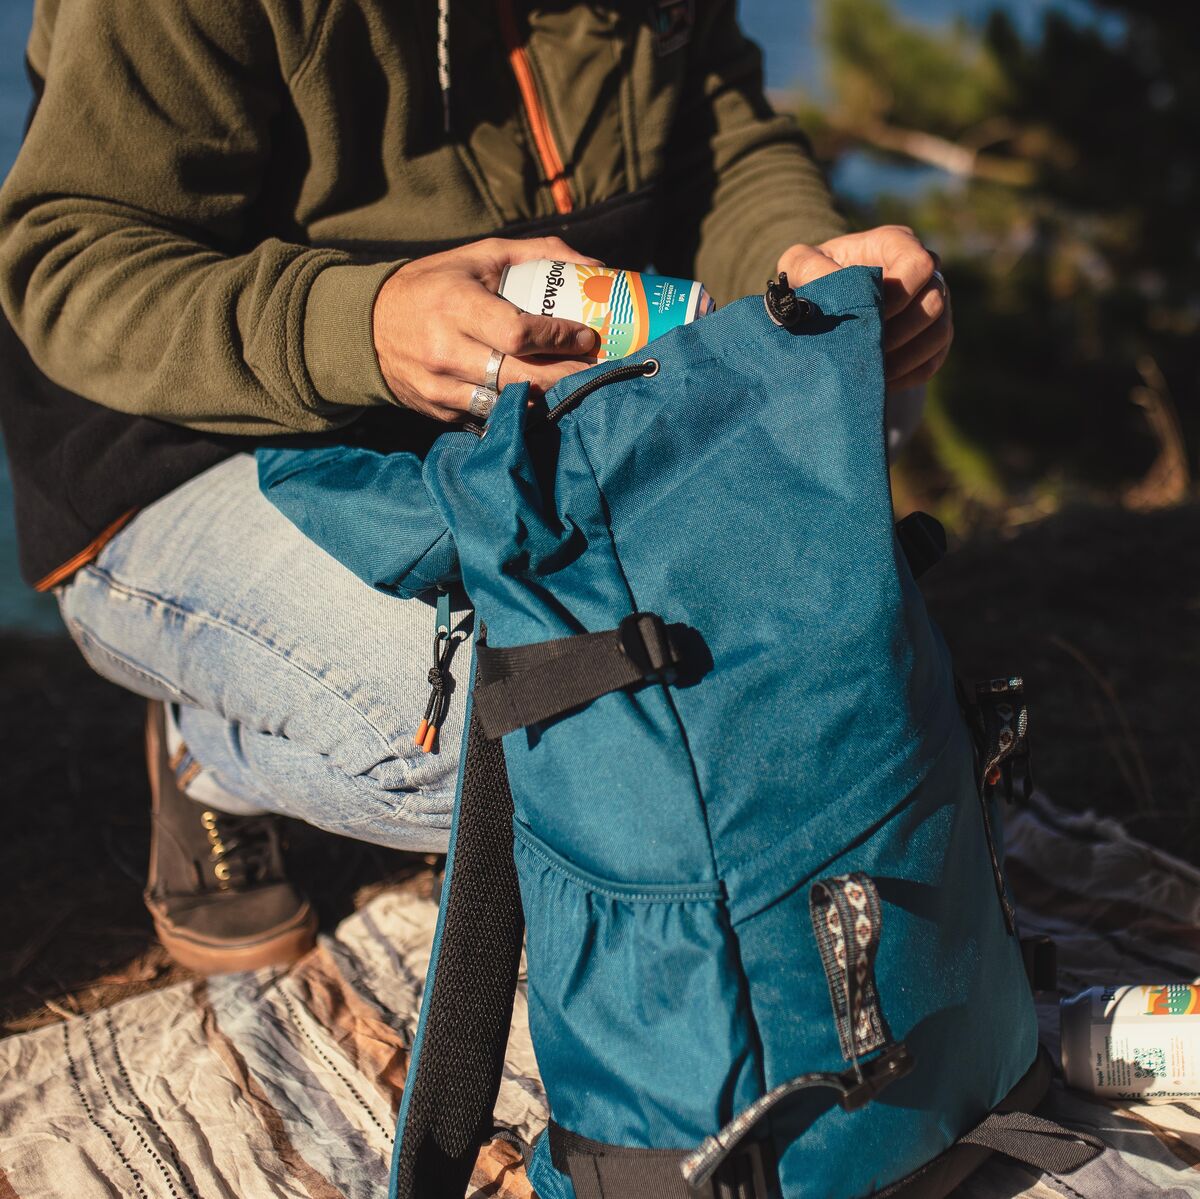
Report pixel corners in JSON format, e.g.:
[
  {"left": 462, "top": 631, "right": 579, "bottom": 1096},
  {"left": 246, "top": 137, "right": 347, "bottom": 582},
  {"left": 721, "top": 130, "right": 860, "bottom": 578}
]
[{"left": 496, "top": 0, "right": 574, "bottom": 215}]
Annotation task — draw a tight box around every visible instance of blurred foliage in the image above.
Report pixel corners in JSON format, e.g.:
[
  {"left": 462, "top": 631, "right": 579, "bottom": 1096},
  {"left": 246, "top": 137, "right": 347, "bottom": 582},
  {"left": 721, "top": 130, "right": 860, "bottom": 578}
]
[{"left": 794, "top": 0, "right": 1199, "bottom": 528}]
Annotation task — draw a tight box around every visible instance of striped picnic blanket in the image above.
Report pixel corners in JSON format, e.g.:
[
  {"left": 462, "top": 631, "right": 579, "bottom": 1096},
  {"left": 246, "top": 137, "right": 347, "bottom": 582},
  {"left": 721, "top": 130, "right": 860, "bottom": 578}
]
[{"left": 2, "top": 795, "right": 1198, "bottom": 1198}]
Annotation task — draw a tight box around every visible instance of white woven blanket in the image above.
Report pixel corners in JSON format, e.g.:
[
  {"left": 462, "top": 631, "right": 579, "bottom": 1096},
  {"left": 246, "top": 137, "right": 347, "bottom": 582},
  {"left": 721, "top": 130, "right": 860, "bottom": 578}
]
[{"left": 2, "top": 795, "right": 1198, "bottom": 1198}]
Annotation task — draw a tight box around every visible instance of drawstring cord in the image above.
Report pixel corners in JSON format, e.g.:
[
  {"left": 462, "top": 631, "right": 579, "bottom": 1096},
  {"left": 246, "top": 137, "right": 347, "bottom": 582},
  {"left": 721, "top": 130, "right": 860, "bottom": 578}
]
[
  {"left": 415, "top": 590, "right": 466, "bottom": 753},
  {"left": 415, "top": 637, "right": 453, "bottom": 753}
]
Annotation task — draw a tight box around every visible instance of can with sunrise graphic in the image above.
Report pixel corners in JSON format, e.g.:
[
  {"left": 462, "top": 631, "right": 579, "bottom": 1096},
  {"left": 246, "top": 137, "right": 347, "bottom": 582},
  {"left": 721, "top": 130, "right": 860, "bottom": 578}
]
[
  {"left": 499, "top": 259, "right": 715, "bottom": 361},
  {"left": 1061, "top": 985, "right": 1200, "bottom": 1099}
]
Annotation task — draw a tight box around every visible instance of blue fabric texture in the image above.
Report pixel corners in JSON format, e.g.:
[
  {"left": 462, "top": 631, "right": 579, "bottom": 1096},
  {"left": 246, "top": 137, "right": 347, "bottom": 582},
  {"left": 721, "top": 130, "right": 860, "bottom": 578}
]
[
  {"left": 258, "top": 444, "right": 459, "bottom": 597},
  {"left": 258, "top": 266, "right": 1037, "bottom": 1199}
]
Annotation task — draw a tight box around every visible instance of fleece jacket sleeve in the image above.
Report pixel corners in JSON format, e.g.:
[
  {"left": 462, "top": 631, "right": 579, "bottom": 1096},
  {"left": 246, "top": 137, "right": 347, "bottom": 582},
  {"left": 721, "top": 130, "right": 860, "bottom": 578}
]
[
  {"left": 0, "top": 0, "right": 399, "bottom": 435},
  {"left": 657, "top": 0, "right": 848, "bottom": 306}
]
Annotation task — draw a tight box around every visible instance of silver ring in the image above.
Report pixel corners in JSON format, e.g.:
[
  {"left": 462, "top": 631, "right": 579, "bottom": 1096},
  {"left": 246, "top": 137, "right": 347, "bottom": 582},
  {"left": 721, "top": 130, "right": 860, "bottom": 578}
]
[
  {"left": 930, "top": 269, "right": 948, "bottom": 297},
  {"left": 468, "top": 385, "right": 498, "bottom": 420},
  {"left": 484, "top": 347, "right": 505, "bottom": 392}
]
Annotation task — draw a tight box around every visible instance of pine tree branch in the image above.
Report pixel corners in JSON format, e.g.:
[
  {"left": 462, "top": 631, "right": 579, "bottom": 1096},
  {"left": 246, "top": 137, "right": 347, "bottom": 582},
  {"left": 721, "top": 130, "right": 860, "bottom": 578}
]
[{"left": 839, "top": 119, "right": 1035, "bottom": 186}]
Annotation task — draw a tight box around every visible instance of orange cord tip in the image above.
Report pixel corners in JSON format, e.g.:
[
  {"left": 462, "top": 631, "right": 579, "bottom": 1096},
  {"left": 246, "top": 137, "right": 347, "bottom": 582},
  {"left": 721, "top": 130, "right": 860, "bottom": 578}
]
[
  {"left": 421, "top": 724, "right": 438, "bottom": 754},
  {"left": 414, "top": 719, "right": 429, "bottom": 747}
]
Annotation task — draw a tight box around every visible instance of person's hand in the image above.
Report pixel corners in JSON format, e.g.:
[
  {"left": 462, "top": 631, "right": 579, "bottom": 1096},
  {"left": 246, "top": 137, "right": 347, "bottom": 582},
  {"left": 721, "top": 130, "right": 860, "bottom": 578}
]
[
  {"left": 372, "top": 237, "right": 602, "bottom": 421},
  {"left": 777, "top": 226, "right": 952, "bottom": 391}
]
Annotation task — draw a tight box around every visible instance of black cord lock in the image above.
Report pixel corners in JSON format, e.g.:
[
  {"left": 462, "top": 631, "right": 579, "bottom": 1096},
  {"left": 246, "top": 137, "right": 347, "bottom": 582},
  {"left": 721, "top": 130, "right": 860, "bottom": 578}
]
[{"left": 764, "top": 272, "right": 813, "bottom": 328}]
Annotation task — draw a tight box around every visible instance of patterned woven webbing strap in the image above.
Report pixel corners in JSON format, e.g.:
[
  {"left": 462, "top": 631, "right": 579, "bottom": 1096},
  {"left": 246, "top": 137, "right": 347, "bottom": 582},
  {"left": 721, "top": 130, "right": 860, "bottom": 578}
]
[
  {"left": 972, "top": 676, "right": 1032, "bottom": 801},
  {"left": 810, "top": 873, "right": 893, "bottom": 1062},
  {"left": 681, "top": 875, "right": 913, "bottom": 1190}
]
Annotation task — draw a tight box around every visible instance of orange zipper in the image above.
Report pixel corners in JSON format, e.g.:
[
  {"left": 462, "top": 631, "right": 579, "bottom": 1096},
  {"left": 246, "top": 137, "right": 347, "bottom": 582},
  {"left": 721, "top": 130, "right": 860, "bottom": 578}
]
[{"left": 497, "top": 0, "right": 573, "bottom": 214}]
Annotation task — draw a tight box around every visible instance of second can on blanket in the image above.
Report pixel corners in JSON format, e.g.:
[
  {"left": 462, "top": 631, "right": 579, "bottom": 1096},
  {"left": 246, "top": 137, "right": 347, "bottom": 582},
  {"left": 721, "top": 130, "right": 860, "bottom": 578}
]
[
  {"left": 1062, "top": 985, "right": 1200, "bottom": 1099},
  {"left": 499, "top": 259, "right": 714, "bottom": 360}
]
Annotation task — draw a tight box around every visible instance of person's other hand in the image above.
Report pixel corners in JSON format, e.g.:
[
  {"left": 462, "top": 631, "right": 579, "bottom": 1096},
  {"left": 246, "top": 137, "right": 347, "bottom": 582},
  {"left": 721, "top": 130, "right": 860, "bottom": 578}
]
[
  {"left": 777, "top": 226, "right": 952, "bottom": 391},
  {"left": 372, "top": 237, "right": 602, "bottom": 421}
]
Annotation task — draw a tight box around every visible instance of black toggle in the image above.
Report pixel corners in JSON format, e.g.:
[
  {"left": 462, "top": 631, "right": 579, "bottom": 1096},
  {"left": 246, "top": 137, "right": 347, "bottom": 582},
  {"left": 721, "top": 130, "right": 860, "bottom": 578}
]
[{"left": 764, "top": 272, "right": 813, "bottom": 328}]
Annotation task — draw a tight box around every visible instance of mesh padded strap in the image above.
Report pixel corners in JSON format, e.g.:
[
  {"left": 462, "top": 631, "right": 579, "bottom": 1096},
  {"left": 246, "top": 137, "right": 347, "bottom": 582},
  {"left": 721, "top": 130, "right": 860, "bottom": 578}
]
[
  {"left": 960, "top": 1111, "right": 1104, "bottom": 1174},
  {"left": 391, "top": 706, "right": 525, "bottom": 1199},
  {"left": 473, "top": 612, "right": 682, "bottom": 739}
]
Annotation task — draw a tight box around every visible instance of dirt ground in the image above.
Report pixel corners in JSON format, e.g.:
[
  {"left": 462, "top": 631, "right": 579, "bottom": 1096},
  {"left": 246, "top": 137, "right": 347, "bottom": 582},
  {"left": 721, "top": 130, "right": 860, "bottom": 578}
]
[{"left": 2, "top": 500, "right": 1197, "bottom": 1035}]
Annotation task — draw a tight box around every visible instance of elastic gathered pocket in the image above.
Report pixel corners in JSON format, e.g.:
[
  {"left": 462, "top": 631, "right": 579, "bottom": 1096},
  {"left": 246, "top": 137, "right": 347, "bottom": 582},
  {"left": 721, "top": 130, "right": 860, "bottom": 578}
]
[{"left": 511, "top": 820, "right": 759, "bottom": 1150}]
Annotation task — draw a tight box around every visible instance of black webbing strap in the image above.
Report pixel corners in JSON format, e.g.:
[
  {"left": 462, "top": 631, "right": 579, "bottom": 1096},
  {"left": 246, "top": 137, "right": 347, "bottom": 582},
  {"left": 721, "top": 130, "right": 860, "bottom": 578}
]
[
  {"left": 959, "top": 1111, "right": 1104, "bottom": 1174},
  {"left": 473, "top": 611, "right": 683, "bottom": 740},
  {"left": 391, "top": 705, "right": 525, "bottom": 1199},
  {"left": 549, "top": 1122, "right": 770, "bottom": 1199}
]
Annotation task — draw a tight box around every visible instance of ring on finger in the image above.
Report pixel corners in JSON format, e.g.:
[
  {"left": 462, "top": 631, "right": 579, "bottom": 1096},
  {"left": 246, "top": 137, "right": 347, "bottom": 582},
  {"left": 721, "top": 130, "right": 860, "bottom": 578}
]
[
  {"left": 468, "top": 385, "right": 498, "bottom": 420},
  {"left": 484, "top": 347, "right": 505, "bottom": 392}
]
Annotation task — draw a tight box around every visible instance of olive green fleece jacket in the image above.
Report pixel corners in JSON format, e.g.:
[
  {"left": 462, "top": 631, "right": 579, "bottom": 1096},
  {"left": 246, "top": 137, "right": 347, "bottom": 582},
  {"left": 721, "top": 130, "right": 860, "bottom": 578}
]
[{"left": 0, "top": 0, "right": 845, "bottom": 437}]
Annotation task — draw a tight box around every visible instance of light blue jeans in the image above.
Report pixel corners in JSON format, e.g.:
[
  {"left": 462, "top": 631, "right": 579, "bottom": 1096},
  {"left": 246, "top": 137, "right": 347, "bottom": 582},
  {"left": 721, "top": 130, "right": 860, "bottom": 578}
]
[{"left": 56, "top": 454, "right": 471, "bottom": 852}]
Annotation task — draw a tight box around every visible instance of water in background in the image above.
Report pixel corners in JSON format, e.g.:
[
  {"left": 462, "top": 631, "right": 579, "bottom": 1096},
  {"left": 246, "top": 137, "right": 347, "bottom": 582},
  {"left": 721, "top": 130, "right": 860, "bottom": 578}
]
[
  {"left": 0, "top": 0, "right": 52, "bottom": 631},
  {"left": 0, "top": 0, "right": 1117, "bottom": 631}
]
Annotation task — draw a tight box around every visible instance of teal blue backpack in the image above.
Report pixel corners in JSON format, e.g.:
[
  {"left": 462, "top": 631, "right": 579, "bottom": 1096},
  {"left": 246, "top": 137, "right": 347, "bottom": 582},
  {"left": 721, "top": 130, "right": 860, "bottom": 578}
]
[{"left": 259, "top": 266, "right": 1100, "bottom": 1199}]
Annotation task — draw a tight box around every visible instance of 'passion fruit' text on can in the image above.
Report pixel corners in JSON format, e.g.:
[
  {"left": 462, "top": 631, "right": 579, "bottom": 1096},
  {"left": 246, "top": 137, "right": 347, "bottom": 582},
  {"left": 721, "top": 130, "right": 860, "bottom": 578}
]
[
  {"left": 499, "top": 259, "right": 714, "bottom": 361},
  {"left": 1061, "top": 985, "right": 1200, "bottom": 1099}
]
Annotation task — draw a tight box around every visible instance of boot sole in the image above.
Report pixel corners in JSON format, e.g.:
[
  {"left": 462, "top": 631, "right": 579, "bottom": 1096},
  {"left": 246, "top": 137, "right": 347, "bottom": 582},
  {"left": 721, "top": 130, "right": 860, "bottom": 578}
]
[
  {"left": 149, "top": 903, "right": 319, "bottom": 975},
  {"left": 145, "top": 703, "right": 319, "bottom": 975}
]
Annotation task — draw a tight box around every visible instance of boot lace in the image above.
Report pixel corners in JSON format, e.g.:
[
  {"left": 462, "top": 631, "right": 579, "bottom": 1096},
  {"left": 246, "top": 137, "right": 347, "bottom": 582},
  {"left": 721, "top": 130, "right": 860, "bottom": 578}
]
[{"left": 199, "top": 810, "right": 281, "bottom": 891}]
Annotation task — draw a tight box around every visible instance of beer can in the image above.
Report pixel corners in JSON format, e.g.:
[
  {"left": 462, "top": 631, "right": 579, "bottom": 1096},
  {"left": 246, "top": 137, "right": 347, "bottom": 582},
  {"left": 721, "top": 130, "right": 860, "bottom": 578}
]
[
  {"left": 499, "top": 259, "right": 714, "bottom": 361},
  {"left": 1061, "top": 984, "right": 1200, "bottom": 1099}
]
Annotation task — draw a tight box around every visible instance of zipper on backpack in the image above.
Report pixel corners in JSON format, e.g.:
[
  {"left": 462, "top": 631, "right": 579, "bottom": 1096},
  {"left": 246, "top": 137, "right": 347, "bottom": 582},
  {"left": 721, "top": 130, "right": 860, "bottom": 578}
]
[{"left": 497, "top": 0, "right": 574, "bottom": 214}]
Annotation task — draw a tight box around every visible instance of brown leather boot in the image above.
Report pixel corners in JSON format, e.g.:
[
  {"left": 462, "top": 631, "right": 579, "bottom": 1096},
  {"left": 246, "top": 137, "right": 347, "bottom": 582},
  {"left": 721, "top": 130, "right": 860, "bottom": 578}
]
[{"left": 144, "top": 700, "right": 317, "bottom": 974}]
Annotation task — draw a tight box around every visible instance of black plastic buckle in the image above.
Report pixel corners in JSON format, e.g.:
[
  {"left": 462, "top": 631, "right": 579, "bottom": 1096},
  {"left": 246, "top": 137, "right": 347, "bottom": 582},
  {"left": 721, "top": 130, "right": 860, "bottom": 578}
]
[
  {"left": 703, "top": 1140, "right": 770, "bottom": 1199},
  {"left": 895, "top": 511, "right": 947, "bottom": 580},
  {"left": 618, "top": 612, "right": 680, "bottom": 679},
  {"left": 1021, "top": 935, "right": 1058, "bottom": 996},
  {"left": 837, "top": 1043, "right": 916, "bottom": 1112}
]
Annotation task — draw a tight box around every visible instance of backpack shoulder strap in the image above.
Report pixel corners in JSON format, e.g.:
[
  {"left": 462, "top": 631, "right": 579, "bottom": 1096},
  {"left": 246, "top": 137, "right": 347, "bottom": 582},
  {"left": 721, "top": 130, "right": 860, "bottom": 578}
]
[{"left": 389, "top": 698, "right": 525, "bottom": 1199}]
